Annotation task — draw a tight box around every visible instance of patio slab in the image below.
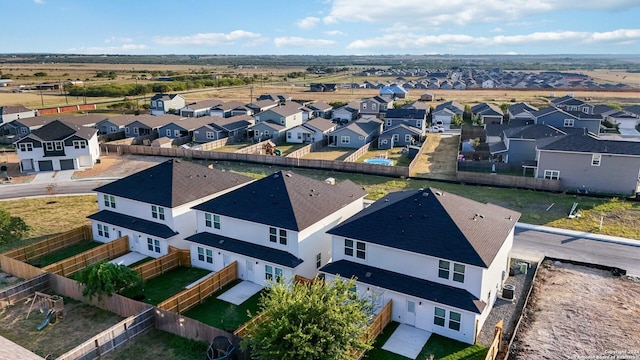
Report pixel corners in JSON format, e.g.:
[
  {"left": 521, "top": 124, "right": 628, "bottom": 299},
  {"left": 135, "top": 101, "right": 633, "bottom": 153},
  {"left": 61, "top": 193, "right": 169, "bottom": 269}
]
[
  {"left": 109, "top": 252, "right": 147, "bottom": 266},
  {"left": 216, "top": 281, "right": 263, "bottom": 306},
  {"left": 381, "top": 324, "right": 432, "bottom": 359}
]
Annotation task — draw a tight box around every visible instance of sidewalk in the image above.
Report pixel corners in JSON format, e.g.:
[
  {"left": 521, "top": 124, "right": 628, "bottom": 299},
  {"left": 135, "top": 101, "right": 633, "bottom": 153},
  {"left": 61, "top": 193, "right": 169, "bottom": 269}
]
[
  {"left": 516, "top": 222, "right": 640, "bottom": 248},
  {"left": 30, "top": 170, "right": 75, "bottom": 184}
]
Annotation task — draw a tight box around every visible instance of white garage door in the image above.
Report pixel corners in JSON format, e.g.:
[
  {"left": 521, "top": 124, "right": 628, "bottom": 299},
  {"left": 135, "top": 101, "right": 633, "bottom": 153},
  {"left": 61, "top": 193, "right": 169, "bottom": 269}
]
[
  {"left": 21, "top": 159, "right": 34, "bottom": 171},
  {"left": 78, "top": 155, "right": 93, "bottom": 167}
]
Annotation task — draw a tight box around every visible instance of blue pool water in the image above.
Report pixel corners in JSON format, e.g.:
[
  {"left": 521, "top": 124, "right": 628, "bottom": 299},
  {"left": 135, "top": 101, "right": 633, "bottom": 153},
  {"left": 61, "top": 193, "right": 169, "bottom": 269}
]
[{"left": 364, "top": 158, "right": 394, "bottom": 166}]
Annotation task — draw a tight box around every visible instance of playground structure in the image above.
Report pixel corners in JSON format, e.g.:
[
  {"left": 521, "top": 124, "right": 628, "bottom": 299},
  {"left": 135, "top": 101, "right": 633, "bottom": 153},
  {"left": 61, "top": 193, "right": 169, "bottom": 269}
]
[
  {"left": 206, "top": 336, "right": 237, "bottom": 360},
  {"left": 26, "top": 291, "right": 64, "bottom": 330},
  {"left": 261, "top": 141, "right": 281, "bottom": 156}
]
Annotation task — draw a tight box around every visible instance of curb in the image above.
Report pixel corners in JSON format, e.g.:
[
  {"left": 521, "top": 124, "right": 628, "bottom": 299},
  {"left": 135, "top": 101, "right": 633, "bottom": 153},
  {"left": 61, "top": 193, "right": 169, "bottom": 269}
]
[{"left": 515, "top": 222, "right": 640, "bottom": 248}]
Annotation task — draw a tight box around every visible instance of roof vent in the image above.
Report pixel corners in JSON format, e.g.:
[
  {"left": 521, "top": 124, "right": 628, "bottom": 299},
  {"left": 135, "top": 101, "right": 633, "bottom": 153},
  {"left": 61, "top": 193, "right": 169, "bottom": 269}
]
[
  {"left": 435, "top": 191, "right": 443, "bottom": 196},
  {"left": 397, "top": 215, "right": 403, "bottom": 220},
  {"left": 384, "top": 198, "right": 389, "bottom": 202},
  {"left": 175, "top": 159, "right": 181, "bottom": 163},
  {"left": 274, "top": 173, "right": 280, "bottom": 178},
  {"left": 365, "top": 272, "right": 372, "bottom": 278},
  {"left": 219, "top": 239, "right": 224, "bottom": 244},
  {"left": 285, "top": 173, "right": 292, "bottom": 177},
  {"left": 325, "top": 177, "right": 336, "bottom": 185},
  {"left": 422, "top": 192, "right": 429, "bottom": 197}
]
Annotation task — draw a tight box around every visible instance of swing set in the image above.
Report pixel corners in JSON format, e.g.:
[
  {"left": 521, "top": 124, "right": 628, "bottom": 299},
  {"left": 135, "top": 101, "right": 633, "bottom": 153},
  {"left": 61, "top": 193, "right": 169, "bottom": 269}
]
[{"left": 26, "top": 291, "right": 65, "bottom": 329}]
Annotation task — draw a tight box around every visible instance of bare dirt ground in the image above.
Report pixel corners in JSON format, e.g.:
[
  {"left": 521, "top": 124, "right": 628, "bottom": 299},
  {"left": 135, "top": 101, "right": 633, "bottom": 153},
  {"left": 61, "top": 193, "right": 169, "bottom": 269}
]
[
  {"left": 410, "top": 134, "right": 459, "bottom": 180},
  {"left": 509, "top": 261, "right": 640, "bottom": 360},
  {"left": 0, "top": 152, "right": 36, "bottom": 184},
  {"left": 72, "top": 154, "right": 165, "bottom": 179},
  {"left": 0, "top": 271, "right": 21, "bottom": 291}
]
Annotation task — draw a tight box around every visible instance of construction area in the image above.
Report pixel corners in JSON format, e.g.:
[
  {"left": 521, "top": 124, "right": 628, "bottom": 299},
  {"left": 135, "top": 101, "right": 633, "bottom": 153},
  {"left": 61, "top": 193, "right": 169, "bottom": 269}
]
[{"left": 509, "top": 261, "right": 640, "bottom": 359}]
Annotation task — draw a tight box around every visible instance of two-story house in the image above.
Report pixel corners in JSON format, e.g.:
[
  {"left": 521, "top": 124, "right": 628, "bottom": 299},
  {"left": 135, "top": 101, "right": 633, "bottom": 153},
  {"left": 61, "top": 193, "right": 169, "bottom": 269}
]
[
  {"left": 124, "top": 114, "right": 183, "bottom": 137},
  {"left": 533, "top": 107, "right": 601, "bottom": 135},
  {"left": 327, "top": 118, "right": 383, "bottom": 148},
  {"left": 251, "top": 103, "right": 303, "bottom": 141},
  {"left": 535, "top": 134, "right": 640, "bottom": 195},
  {"left": 286, "top": 117, "right": 337, "bottom": 143},
  {"left": 377, "top": 108, "right": 427, "bottom": 149},
  {"left": 489, "top": 124, "right": 572, "bottom": 164},
  {"left": 551, "top": 97, "right": 594, "bottom": 115},
  {"left": 471, "top": 103, "right": 504, "bottom": 125},
  {"left": 149, "top": 94, "right": 186, "bottom": 115},
  {"left": 192, "top": 115, "right": 254, "bottom": 143},
  {"left": 14, "top": 120, "right": 99, "bottom": 172},
  {"left": 0, "top": 105, "right": 37, "bottom": 124},
  {"left": 320, "top": 188, "right": 520, "bottom": 344},
  {"left": 185, "top": 171, "right": 367, "bottom": 285},
  {"left": 95, "top": 115, "right": 136, "bottom": 135},
  {"left": 360, "top": 96, "right": 393, "bottom": 119},
  {"left": 88, "top": 159, "right": 253, "bottom": 258}
]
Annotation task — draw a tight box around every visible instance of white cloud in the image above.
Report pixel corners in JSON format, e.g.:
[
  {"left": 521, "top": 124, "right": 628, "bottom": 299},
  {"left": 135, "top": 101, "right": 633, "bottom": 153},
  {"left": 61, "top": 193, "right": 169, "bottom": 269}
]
[
  {"left": 34, "top": 0, "right": 44, "bottom": 4},
  {"left": 104, "top": 37, "right": 133, "bottom": 44},
  {"left": 154, "top": 30, "right": 263, "bottom": 47},
  {"left": 491, "top": 27, "right": 504, "bottom": 33},
  {"left": 325, "top": 30, "right": 345, "bottom": 36},
  {"left": 324, "top": 0, "right": 640, "bottom": 27},
  {"left": 67, "top": 44, "right": 149, "bottom": 54},
  {"left": 347, "top": 29, "right": 640, "bottom": 50},
  {"left": 296, "top": 16, "right": 320, "bottom": 30},
  {"left": 274, "top": 37, "right": 336, "bottom": 48}
]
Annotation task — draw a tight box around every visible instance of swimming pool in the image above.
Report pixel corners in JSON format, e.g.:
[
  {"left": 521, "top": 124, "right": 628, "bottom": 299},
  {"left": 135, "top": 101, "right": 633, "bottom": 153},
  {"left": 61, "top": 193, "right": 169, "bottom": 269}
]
[{"left": 364, "top": 158, "right": 394, "bottom": 166}]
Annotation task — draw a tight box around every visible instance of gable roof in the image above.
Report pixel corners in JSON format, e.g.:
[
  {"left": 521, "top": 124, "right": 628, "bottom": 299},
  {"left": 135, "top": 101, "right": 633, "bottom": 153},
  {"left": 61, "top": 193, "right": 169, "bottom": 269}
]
[
  {"left": 126, "top": 114, "right": 183, "bottom": 128},
  {"left": 27, "top": 120, "right": 96, "bottom": 141},
  {"left": 183, "top": 99, "right": 223, "bottom": 110},
  {"left": 624, "top": 105, "right": 640, "bottom": 117},
  {"left": 381, "top": 123, "right": 423, "bottom": 136},
  {"left": 94, "top": 159, "right": 253, "bottom": 208},
  {"left": 307, "top": 101, "right": 332, "bottom": 112},
  {"left": 538, "top": 134, "right": 640, "bottom": 156},
  {"left": 1, "top": 105, "right": 34, "bottom": 115},
  {"left": 384, "top": 108, "right": 427, "bottom": 120},
  {"left": 266, "top": 103, "right": 302, "bottom": 117},
  {"left": 508, "top": 102, "right": 538, "bottom": 115},
  {"left": 304, "top": 117, "right": 336, "bottom": 132},
  {"left": 210, "top": 115, "right": 254, "bottom": 131},
  {"left": 212, "top": 100, "right": 246, "bottom": 112},
  {"left": 88, "top": 210, "right": 178, "bottom": 239},
  {"left": 332, "top": 118, "right": 382, "bottom": 137},
  {"left": 327, "top": 188, "right": 520, "bottom": 268},
  {"left": 55, "top": 114, "right": 109, "bottom": 127},
  {"left": 150, "top": 93, "right": 182, "bottom": 101},
  {"left": 98, "top": 115, "right": 137, "bottom": 127},
  {"left": 193, "top": 171, "right": 367, "bottom": 231},
  {"left": 502, "top": 124, "right": 567, "bottom": 140}
]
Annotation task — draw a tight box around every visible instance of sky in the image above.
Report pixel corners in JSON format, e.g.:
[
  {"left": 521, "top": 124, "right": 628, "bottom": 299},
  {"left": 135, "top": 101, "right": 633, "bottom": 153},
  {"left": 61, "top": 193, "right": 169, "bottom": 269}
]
[{"left": 3, "top": 0, "right": 640, "bottom": 55}]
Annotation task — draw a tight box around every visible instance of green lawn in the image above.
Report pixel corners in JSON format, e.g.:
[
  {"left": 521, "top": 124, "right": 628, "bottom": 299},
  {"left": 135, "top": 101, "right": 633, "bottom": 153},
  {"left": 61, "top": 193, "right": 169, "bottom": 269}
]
[
  {"left": 276, "top": 142, "right": 309, "bottom": 155},
  {"left": 364, "top": 322, "right": 488, "bottom": 360},
  {"left": 184, "top": 281, "right": 264, "bottom": 332},
  {"left": 29, "top": 241, "right": 102, "bottom": 268},
  {"left": 121, "top": 267, "right": 212, "bottom": 305},
  {"left": 127, "top": 257, "right": 152, "bottom": 268},
  {"left": 356, "top": 147, "right": 412, "bottom": 167},
  {"left": 103, "top": 328, "right": 209, "bottom": 360}
]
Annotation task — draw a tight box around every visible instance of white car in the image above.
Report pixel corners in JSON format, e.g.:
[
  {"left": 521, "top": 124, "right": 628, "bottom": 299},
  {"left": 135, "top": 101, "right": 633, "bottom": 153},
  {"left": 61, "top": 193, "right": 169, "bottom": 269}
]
[{"left": 430, "top": 125, "right": 445, "bottom": 133}]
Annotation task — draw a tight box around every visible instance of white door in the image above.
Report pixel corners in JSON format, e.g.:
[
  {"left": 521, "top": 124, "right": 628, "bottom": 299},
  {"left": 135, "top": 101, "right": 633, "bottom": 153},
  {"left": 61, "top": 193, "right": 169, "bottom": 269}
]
[
  {"left": 78, "top": 155, "right": 92, "bottom": 167},
  {"left": 131, "top": 234, "right": 139, "bottom": 252},
  {"left": 21, "top": 159, "right": 34, "bottom": 171},
  {"left": 223, "top": 254, "right": 231, "bottom": 267},
  {"left": 406, "top": 300, "right": 416, "bottom": 326},
  {"left": 246, "top": 260, "right": 254, "bottom": 282}
]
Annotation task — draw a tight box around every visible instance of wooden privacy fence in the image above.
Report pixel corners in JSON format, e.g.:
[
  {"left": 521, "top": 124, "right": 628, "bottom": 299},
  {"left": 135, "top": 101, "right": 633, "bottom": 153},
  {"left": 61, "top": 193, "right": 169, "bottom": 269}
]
[
  {"left": 285, "top": 139, "right": 326, "bottom": 158},
  {"left": 484, "top": 320, "right": 504, "bottom": 360},
  {"left": 343, "top": 141, "right": 375, "bottom": 163},
  {"left": 457, "top": 171, "right": 562, "bottom": 191},
  {"left": 43, "top": 236, "right": 129, "bottom": 277},
  {"left": 195, "top": 137, "right": 233, "bottom": 151},
  {"left": 353, "top": 300, "right": 393, "bottom": 360},
  {"left": 132, "top": 247, "right": 191, "bottom": 281},
  {"left": 56, "top": 308, "right": 155, "bottom": 360},
  {"left": 234, "top": 139, "right": 279, "bottom": 154},
  {"left": 408, "top": 139, "right": 430, "bottom": 175},
  {"left": 0, "top": 254, "right": 46, "bottom": 280},
  {"left": 157, "top": 261, "right": 238, "bottom": 314},
  {"left": 234, "top": 312, "right": 267, "bottom": 337},
  {"left": 0, "top": 273, "right": 49, "bottom": 308},
  {"left": 2, "top": 226, "right": 92, "bottom": 262}
]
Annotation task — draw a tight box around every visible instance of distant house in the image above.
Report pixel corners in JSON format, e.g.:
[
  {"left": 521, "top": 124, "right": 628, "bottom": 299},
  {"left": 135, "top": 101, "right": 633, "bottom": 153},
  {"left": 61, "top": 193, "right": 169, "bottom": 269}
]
[
  {"left": 88, "top": 160, "right": 253, "bottom": 258},
  {"left": 551, "top": 97, "right": 594, "bottom": 115},
  {"left": 535, "top": 134, "right": 640, "bottom": 195},
  {"left": 179, "top": 99, "right": 223, "bottom": 118},
  {"left": 489, "top": 124, "right": 570, "bottom": 164},
  {"left": 124, "top": 114, "right": 183, "bottom": 137},
  {"left": 604, "top": 111, "right": 639, "bottom": 130},
  {"left": 320, "top": 188, "right": 520, "bottom": 345},
  {"left": 246, "top": 99, "right": 279, "bottom": 114},
  {"left": 251, "top": 103, "right": 303, "bottom": 141},
  {"left": 149, "top": 94, "right": 186, "bottom": 115},
  {"left": 471, "top": 103, "right": 504, "bottom": 125},
  {"left": 532, "top": 107, "right": 600, "bottom": 135},
  {"left": 192, "top": 115, "right": 254, "bottom": 143},
  {"left": 306, "top": 101, "right": 333, "bottom": 119},
  {"left": 360, "top": 96, "right": 393, "bottom": 119},
  {"left": 14, "top": 120, "right": 99, "bottom": 172},
  {"left": 210, "top": 101, "right": 246, "bottom": 118},
  {"left": 95, "top": 115, "right": 136, "bottom": 135},
  {"left": 0, "top": 105, "right": 37, "bottom": 124},
  {"left": 332, "top": 101, "right": 360, "bottom": 123},
  {"left": 56, "top": 114, "right": 109, "bottom": 128},
  {"left": 158, "top": 117, "right": 212, "bottom": 139},
  {"left": 507, "top": 102, "right": 538, "bottom": 122},
  {"left": 310, "top": 83, "right": 337, "bottom": 92},
  {"left": 286, "top": 117, "right": 336, "bottom": 143},
  {"left": 327, "top": 118, "right": 383, "bottom": 148},
  {"left": 380, "top": 84, "right": 408, "bottom": 99},
  {"left": 420, "top": 93, "right": 434, "bottom": 101},
  {"left": 383, "top": 108, "right": 427, "bottom": 133},
  {"left": 432, "top": 108, "right": 456, "bottom": 129},
  {"left": 186, "top": 171, "right": 367, "bottom": 285},
  {"left": 378, "top": 124, "right": 423, "bottom": 150},
  {"left": 256, "top": 94, "right": 292, "bottom": 103}
]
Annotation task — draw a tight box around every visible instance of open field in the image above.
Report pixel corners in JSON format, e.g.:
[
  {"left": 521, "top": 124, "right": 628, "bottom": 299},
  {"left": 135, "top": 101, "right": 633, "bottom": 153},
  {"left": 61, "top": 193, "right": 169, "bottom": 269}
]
[
  {"left": 509, "top": 261, "right": 640, "bottom": 359},
  {"left": 0, "top": 297, "right": 124, "bottom": 359},
  {"left": 103, "top": 328, "right": 209, "bottom": 360}
]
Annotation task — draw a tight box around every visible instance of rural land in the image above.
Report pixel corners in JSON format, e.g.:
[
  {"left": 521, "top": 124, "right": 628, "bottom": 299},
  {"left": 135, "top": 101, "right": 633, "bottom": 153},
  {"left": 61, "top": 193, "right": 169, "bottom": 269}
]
[{"left": 1, "top": 54, "right": 640, "bottom": 360}]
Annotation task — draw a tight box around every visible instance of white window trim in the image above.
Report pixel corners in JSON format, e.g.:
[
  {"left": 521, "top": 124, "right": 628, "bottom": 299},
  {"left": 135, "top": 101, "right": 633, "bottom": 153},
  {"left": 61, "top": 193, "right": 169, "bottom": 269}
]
[
  {"left": 19, "top": 143, "right": 33, "bottom": 152},
  {"left": 73, "top": 140, "right": 86, "bottom": 149},
  {"left": 206, "top": 131, "right": 214, "bottom": 139},
  {"left": 563, "top": 118, "right": 575, "bottom": 127},
  {"left": 54, "top": 141, "right": 63, "bottom": 151},
  {"left": 174, "top": 129, "right": 180, "bottom": 137},
  {"left": 340, "top": 136, "right": 350, "bottom": 144},
  {"left": 166, "top": 129, "right": 172, "bottom": 137},
  {"left": 45, "top": 142, "right": 54, "bottom": 151},
  {"left": 133, "top": 127, "right": 139, "bottom": 135},
  {"left": 125, "top": 127, "right": 130, "bottom": 134},
  {"left": 544, "top": 170, "right": 560, "bottom": 180},
  {"left": 591, "top": 154, "right": 601, "bottom": 167},
  {"left": 405, "top": 134, "right": 412, "bottom": 143}
]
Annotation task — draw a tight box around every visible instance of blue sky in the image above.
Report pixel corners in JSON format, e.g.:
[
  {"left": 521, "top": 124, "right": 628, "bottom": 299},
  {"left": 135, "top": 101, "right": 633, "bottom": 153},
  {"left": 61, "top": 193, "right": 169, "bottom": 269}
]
[{"left": 3, "top": 0, "right": 640, "bottom": 55}]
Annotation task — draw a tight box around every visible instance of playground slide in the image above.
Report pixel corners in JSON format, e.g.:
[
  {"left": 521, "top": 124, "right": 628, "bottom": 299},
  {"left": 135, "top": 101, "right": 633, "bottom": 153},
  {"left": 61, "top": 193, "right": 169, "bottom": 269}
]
[{"left": 37, "top": 310, "right": 55, "bottom": 331}]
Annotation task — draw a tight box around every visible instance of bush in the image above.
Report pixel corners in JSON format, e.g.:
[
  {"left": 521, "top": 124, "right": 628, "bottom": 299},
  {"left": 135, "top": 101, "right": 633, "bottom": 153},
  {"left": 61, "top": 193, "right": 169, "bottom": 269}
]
[
  {"left": 75, "top": 261, "right": 142, "bottom": 300},
  {"left": 0, "top": 209, "right": 30, "bottom": 246}
]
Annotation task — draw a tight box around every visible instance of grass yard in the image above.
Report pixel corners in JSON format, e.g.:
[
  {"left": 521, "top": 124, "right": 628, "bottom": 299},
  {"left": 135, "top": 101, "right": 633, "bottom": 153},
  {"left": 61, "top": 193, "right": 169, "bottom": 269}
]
[
  {"left": 184, "top": 280, "right": 264, "bottom": 332},
  {"left": 0, "top": 297, "right": 123, "bottom": 359},
  {"left": 276, "top": 142, "right": 308, "bottom": 155},
  {"left": 302, "top": 146, "right": 355, "bottom": 161},
  {"left": 103, "top": 328, "right": 209, "bottom": 360},
  {"left": 210, "top": 142, "right": 253, "bottom": 152},
  {"left": 410, "top": 134, "right": 459, "bottom": 180},
  {"left": 364, "top": 322, "right": 488, "bottom": 360},
  {"left": 29, "top": 241, "right": 102, "bottom": 268},
  {"left": 120, "top": 267, "right": 211, "bottom": 305},
  {"left": 356, "top": 147, "right": 412, "bottom": 167}
]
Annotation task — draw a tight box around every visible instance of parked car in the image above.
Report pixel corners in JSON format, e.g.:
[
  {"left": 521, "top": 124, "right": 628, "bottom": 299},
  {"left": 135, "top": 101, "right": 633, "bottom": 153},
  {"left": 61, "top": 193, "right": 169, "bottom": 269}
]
[{"left": 430, "top": 125, "right": 445, "bottom": 133}]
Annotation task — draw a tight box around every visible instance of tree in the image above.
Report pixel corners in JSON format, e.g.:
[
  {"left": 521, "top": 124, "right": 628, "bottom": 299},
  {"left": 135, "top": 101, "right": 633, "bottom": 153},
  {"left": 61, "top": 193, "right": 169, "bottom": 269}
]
[
  {"left": 75, "top": 261, "right": 142, "bottom": 300},
  {"left": 0, "top": 209, "right": 30, "bottom": 246},
  {"left": 241, "top": 277, "right": 375, "bottom": 360}
]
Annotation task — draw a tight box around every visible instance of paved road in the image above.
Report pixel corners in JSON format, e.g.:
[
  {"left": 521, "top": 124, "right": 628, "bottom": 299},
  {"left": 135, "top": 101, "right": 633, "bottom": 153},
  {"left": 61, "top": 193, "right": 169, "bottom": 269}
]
[
  {"left": 0, "top": 180, "right": 109, "bottom": 200},
  {"left": 512, "top": 228, "right": 640, "bottom": 276}
]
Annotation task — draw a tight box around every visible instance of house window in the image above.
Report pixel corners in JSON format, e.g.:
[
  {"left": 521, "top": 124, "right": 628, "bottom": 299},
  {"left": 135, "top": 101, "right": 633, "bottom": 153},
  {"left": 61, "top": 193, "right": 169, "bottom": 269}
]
[
  {"left": 205, "top": 248, "right": 213, "bottom": 263},
  {"left": 344, "top": 239, "right": 354, "bottom": 256},
  {"left": 103, "top": 194, "right": 116, "bottom": 208},
  {"left": 405, "top": 134, "right": 412, "bottom": 143},
  {"left": 109, "top": 126, "right": 117, "bottom": 133},
  {"left": 416, "top": 120, "right": 421, "bottom": 127},
  {"left": 279, "top": 229, "right": 287, "bottom": 245},
  {"left": 591, "top": 154, "right": 601, "bottom": 167},
  {"left": 166, "top": 129, "right": 172, "bottom": 137},
  {"left": 206, "top": 132, "right": 214, "bottom": 139},
  {"left": 453, "top": 263, "right": 465, "bottom": 283},
  {"left": 297, "top": 133, "right": 302, "bottom": 139},
  {"left": 386, "top": 119, "right": 392, "bottom": 127},
  {"left": 344, "top": 239, "right": 365, "bottom": 259},
  {"left": 197, "top": 247, "right": 213, "bottom": 264},
  {"left": 133, "top": 127, "right": 139, "bottom": 135},
  {"left": 125, "top": 127, "right": 130, "bottom": 134},
  {"left": 97, "top": 224, "right": 109, "bottom": 238},
  {"left": 381, "top": 139, "right": 388, "bottom": 144},
  {"left": 265, "top": 265, "right": 283, "bottom": 282},
  {"left": 151, "top": 205, "right": 165, "bottom": 220},
  {"left": 438, "top": 260, "right": 450, "bottom": 279},
  {"left": 434, "top": 307, "right": 446, "bottom": 327},
  {"left": 73, "top": 140, "right": 86, "bottom": 149},
  {"left": 316, "top": 253, "right": 322, "bottom": 269},
  {"left": 392, "top": 134, "right": 399, "bottom": 142},
  {"left": 45, "top": 142, "right": 54, "bottom": 151},
  {"left": 264, "top": 130, "right": 270, "bottom": 136},
  {"left": 287, "top": 132, "right": 292, "bottom": 138},
  {"left": 20, "top": 127, "right": 28, "bottom": 134},
  {"left": 147, "top": 238, "right": 160, "bottom": 253},
  {"left": 269, "top": 227, "right": 277, "bottom": 242},
  {"left": 340, "top": 136, "right": 350, "bottom": 144},
  {"left": 359, "top": 136, "right": 365, "bottom": 140},
  {"left": 362, "top": 104, "right": 367, "bottom": 110},
  {"left": 174, "top": 130, "right": 180, "bottom": 137},
  {"left": 205, "top": 213, "right": 220, "bottom": 229},
  {"left": 449, "top": 311, "right": 461, "bottom": 331},
  {"left": 54, "top": 141, "right": 63, "bottom": 151},
  {"left": 18, "top": 143, "right": 33, "bottom": 152},
  {"left": 563, "top": 119, "right": 574, "bottom": 127},
  {"left": 372, "top": 103, "right": 377, "bottom": 110},
  {"left": 543, "top": 170, "right": 560, "bottom": 180}
]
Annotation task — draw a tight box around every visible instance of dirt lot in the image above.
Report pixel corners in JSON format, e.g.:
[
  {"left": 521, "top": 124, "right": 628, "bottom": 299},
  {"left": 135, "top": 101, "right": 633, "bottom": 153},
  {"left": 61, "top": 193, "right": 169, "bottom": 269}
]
[
  {"left": 302, "top": 146, "right": 355, "bottom": 161},
  {"left": 73, "top": 154, "right": 166, "bottom": 179},
  {"left": 0, "top": 151, "right": 36, "bottom": 184},
  {"left": 410, "top": 133, "right": 459, "bottom": 180},
  {"left": 509, "top": 261, "right": 640, "bottom": 359},
  {"left": 0, "top": 298, "right": 124, "bottom": 358}
]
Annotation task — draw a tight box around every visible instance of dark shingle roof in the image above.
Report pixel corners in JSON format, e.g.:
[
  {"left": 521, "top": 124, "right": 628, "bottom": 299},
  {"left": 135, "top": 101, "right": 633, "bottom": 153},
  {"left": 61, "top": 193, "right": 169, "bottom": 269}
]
[
  {"left": 186, "top": 232, "right": 303, "bottom": 268},
  {"left": 94, "top": 159, "right": 253, "bottom": 208},
  {"left": 384, "top": 108, "right": 427, "bottom": 120},
  {"left": 28, "top": 120, "right": 96, "bottom": 141},
  {"left": 321, "top": 260, "right": 486, "bottom": 314},
  {"left": 193, "top": 171, "right": 366, "bottom": 231},
  {"left": 327, "top": 188, "right": 520, "bottom": 268},
  {"left": 88, "top": 210, "right": 178, "bottom": 239},
  {"left": 503, "top": 124, "right": 567, "bottom": 140},
  {"left": 305, "top": 117, "right": 336, "bottom": 132},
  {"left": 333, "top": 118, "right": 382, "bottom": 137},
  {"left": 539, "top": 134, "right": 640, "bottom": 156}
]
